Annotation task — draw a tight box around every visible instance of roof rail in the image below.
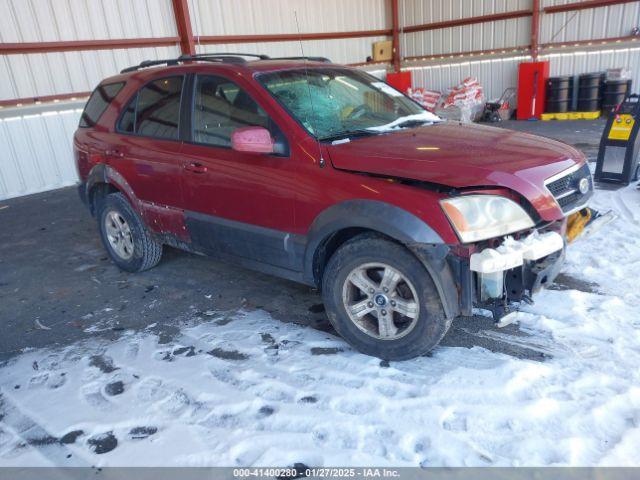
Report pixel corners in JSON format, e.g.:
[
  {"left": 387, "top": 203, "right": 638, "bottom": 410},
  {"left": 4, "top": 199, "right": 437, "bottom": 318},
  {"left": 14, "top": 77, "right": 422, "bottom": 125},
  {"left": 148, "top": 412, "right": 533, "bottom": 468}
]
[
  {"left": 181, "top": 52, "right": 271, "bottom": 60},
  {"left": 268, "top": 56, "right": 332, "bottom": 63},
  {"left": 120, "top": 58, "right": 181, "bottom": 73},
  {"left": 120, "top": 53, "right": 332, "bottom": 73}
]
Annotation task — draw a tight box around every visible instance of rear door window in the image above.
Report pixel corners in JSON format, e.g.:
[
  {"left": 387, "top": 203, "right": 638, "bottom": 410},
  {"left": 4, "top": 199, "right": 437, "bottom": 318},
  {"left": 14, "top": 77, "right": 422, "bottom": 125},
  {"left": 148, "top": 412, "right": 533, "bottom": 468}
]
[
  {"left": 117, "top": 76, "right": 184, "bottom": 140},
  {"left": 79, "top": 82, "right": 124, "bottom": 127}
]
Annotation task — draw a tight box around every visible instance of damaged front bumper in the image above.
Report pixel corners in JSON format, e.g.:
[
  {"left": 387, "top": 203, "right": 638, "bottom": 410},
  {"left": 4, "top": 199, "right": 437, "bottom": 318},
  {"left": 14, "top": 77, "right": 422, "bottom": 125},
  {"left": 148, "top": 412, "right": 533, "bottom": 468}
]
[{"left": 449, "top": 231, "right": 566, "bottom": 322}]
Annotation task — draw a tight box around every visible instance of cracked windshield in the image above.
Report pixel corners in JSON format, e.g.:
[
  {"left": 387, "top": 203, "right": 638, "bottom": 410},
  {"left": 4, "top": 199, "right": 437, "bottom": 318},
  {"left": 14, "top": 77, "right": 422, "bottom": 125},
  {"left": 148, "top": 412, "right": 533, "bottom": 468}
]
[{"left": 259, "top": 68, "right": 440, "bottom": 141}]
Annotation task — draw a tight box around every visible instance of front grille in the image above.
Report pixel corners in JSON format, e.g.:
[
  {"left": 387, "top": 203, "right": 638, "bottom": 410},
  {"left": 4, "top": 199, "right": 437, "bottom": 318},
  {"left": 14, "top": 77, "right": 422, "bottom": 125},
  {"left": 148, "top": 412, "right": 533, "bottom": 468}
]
[{"left": 545, "top": 163, "right": 593, "bottom": 214}]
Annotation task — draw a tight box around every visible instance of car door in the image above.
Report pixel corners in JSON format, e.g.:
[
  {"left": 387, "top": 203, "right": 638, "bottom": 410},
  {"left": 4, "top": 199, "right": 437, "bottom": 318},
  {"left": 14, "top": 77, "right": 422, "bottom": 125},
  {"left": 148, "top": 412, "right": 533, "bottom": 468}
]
[
  {"left": 180, "top": 73, "right": 299, "bottom": 270},
  {"left": 111, "top": 75, "right": 185, "bottom": 212}
]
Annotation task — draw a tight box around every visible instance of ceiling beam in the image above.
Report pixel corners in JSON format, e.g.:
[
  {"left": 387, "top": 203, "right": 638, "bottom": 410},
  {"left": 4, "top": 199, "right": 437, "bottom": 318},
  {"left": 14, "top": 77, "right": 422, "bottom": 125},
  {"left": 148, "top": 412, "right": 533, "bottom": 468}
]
[
  {"left": 0, "top": 37, "right": 180, "bottom": 55},
  {"left": 403, "top": 10, "right": 532, "bottom": 34},
  {"left": 543, "top": 0, "right": 637, "bottom": 14},
  {"left": 197, "top": 29, "right": 392, "bottom": 44},
  {"left": 171, "top": 0, "right": 196, "bottom": 55}
]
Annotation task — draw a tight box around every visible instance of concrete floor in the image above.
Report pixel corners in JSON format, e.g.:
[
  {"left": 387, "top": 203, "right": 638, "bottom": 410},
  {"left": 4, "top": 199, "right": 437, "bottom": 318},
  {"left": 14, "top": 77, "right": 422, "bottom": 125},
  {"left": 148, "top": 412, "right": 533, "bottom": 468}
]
[{"left": 0, "top": 119, "right": 607, "bottom": 362}]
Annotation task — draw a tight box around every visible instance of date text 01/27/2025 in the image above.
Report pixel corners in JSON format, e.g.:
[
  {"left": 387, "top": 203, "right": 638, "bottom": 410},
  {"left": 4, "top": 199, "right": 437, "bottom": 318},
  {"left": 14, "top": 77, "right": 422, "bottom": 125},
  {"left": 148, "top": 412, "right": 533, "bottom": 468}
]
[{"left": 232, "top": 467, "right": 401, "bottom": 478}]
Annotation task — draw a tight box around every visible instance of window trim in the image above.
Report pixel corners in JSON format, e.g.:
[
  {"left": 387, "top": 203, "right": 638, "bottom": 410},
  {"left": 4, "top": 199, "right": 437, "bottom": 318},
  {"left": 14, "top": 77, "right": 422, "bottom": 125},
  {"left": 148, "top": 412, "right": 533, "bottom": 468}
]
[
  {"left": 114, "top": 74, "right": 187, "bottom": 143},
  {"left": 185, "top": 72, "right": 290, "bottom": 157},
  {"left": 79, "top": 81, "right": 125, "bottom": 128}
]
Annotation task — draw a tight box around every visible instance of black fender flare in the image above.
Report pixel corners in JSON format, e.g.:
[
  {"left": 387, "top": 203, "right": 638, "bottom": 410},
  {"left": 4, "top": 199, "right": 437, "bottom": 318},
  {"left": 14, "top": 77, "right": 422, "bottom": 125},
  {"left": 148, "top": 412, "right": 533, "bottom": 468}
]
[
  {"left": 84, "top": 164, "right": 142, "bottom": 215},
  {"left": 303, "top": 200, "right": 460, "bottom": 319}
]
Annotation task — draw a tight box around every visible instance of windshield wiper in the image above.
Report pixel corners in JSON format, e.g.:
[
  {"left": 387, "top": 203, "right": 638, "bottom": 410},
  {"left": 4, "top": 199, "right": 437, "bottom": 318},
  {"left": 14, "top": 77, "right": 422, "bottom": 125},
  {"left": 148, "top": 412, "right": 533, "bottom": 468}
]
[
  {"left": 393, "top": 119, "right": 433, "bottom": 129},
  {"left": 319, "top": 129, "right": 383, "bottom": 142}
]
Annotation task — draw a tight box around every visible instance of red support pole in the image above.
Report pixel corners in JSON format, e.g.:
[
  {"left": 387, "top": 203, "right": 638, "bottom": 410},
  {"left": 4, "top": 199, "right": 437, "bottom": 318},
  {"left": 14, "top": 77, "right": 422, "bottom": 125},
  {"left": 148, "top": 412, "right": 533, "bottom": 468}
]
[
  {"left": 531, "top": 0, "right": 540, "bottom": 60},
  {"left": 391, "top": 0, "right": 401, "bottom": 72},
  {"left": 172, "top": 0, "right": 195, "bottom": 56}
]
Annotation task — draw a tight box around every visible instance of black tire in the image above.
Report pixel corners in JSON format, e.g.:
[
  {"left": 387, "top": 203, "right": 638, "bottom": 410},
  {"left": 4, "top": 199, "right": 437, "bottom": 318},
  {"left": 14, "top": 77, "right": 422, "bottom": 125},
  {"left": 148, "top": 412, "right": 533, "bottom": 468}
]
[
  {"left": 97, "top": 192, "right": 163, "bottom": 273},
  {"left": 322, "top": 235, "right": 451, "bottom": 360}
]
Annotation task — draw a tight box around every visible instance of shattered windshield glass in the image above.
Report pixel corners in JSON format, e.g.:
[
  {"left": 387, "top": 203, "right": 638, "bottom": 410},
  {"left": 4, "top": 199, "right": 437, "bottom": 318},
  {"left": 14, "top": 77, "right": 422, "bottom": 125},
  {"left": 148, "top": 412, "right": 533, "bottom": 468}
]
[{"left": 258, "top": 68, "right": 440, "bottom": 141}]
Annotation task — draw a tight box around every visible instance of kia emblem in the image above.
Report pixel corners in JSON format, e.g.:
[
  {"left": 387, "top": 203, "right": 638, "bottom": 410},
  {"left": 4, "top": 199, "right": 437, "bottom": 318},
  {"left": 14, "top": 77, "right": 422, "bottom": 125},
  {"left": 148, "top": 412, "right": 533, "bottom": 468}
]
[{"left": 578, "top": 177, "right": 590, "bottom": 195}]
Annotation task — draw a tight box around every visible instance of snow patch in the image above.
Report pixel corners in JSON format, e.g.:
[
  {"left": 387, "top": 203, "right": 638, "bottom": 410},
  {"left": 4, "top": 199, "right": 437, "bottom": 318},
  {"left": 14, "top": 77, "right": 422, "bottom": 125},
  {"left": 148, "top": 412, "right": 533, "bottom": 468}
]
[{"left": 0, "top": 183, "right": 639, "bottom": 467}]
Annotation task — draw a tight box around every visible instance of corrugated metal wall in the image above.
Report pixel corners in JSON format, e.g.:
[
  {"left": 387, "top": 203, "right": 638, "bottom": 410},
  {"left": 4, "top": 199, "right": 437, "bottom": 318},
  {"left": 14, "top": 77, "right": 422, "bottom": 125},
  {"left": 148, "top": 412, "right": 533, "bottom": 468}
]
[
  {"left": 0, "top": 0, "right": 177, "bottom": 41},
  {"left": 406, "top": 54, "right": 528, "bottom": 100},
  {"left": 404, "top": 46, "right": 640, "bottom": 102},
  {"left": 0, "top": 0, "right": 390, "bottom": 102},
  {"left": 1, "top": 46, "right": 181, "bottom": 101},
  {"left": 190, "top": 0, "right": 389, "bottom": 36},
  {"left": 0, "top": 105, "right": 82, "bottom": 200},
  {"left": 190, "top": 0, "right": 390, "bottom": 65},
  {"left": 2, "top": 0, "right": 640, "bottom": 200},
  {"left": 545, "top": 46, "right": 640, "bottom": 85},
  {"left": 195, "top": 38, "right": 388, "bottom": 67},
  {"left": 540, "top": 0, "right": 640, "bottom": 44},
  {"left": 400, "top": 0, "right": 533, "bottom": 58},
  {"left": 0, "top": 0, "right": 180, "bottom": 101}
]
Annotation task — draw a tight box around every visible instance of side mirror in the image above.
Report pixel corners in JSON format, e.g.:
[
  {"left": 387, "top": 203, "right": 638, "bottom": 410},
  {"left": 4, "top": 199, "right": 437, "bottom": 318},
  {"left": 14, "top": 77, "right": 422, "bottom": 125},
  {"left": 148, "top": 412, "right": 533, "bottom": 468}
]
[{"left": 231, "top": 127, "right": 274, "bottom": 154}]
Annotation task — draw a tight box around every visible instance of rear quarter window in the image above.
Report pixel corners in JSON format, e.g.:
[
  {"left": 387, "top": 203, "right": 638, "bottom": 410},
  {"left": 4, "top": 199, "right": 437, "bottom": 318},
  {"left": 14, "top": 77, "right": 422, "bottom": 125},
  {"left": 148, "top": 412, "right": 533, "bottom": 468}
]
[
  {"left": 79, "top": 82, "right": 125, "bottom": 128},
  {"left": 116, "top": 76, "right": 184, "bottom": 140}
]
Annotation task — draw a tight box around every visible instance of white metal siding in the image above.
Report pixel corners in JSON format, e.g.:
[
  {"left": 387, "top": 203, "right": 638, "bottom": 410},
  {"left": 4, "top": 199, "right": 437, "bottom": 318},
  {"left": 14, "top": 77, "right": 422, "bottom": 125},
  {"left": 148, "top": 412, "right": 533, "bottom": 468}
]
[
  {"left": 189, "top": 0, "right": 390, "bottom": 36},
  {"left": 0, "top": 0, "right": 180, "bottom": 101},
  {"left": 405, "top": 46, "right": 640, "bottom": 102},
  {"left": 543, "top": 46, "right": 640, "bottom": 90},
  {"left": 0, "top": 0, "right": 177, "bottom": 41},
  {"left": 0, "top": 46, "right": 181, "bottom": 101},
  {"left": 189, "top": 0, "right": 390, "bottom": 65},
  {"left": 406, "top": 54, "right": 529, "bottom": 100},
  {"left": 400, "top": 0, "right": 533, "bottom": 58},
  {"left": 195, "top": 37, "right": 389, "bottom": 65},
  {"left": 0, "top": 106, "right": 82, "bottom": 200},
  {"left": 540, "top": 0, "right": 640, "bottom": 44}
]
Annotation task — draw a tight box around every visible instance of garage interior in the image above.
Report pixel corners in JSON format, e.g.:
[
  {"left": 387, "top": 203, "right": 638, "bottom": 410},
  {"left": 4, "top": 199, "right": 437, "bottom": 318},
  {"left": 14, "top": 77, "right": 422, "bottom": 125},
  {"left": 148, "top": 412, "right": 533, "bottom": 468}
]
[{"left": 1, "top": 0, "right": 640, "bottom": 469}]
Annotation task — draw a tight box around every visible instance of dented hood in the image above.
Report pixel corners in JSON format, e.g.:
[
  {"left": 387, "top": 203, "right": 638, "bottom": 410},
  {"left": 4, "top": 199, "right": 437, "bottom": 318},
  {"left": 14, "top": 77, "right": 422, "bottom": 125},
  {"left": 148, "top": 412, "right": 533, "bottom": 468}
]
[{"left": 326, "top": 122, "right": 585, "bottom": 221}]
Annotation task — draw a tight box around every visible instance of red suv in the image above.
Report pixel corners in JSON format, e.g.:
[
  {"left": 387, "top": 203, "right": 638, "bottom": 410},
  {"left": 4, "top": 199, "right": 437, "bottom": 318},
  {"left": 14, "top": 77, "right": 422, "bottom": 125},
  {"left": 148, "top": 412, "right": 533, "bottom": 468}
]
[{"left": 74, "top": 53, "right": 592, "bottom": 360}]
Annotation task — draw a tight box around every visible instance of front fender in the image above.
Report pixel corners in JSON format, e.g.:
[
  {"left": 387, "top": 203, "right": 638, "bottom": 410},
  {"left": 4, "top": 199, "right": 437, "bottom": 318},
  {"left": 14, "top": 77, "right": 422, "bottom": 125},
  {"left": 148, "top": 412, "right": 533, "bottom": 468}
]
[{"left": 303, "top": 200, "right": 460, "bottom": 319}]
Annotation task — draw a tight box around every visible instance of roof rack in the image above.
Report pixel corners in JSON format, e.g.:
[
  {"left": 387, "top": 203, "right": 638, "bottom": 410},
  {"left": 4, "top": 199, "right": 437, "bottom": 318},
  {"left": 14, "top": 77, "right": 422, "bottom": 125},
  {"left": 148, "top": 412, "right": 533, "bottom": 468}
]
[
  {"left": 268, "top": 56, "right": 332, "bottom": 63},
  {"left": 120, "top": 53, "right": 332, "bottom": 73},
  {"left": 181, "top": 52, "right": 271, "bottom": 60},
  {"left": 120, "top": 58, "right": 181, "bottom": 73}
]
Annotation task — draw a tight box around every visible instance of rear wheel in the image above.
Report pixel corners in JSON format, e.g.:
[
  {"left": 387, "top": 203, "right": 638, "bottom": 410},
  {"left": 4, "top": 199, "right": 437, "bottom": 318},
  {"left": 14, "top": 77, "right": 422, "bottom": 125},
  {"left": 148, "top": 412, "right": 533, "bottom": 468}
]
[
  {"left": 322, "top": 236, "right": 451, "bottom": 360},
  {"left": 97, "top": 192, "right": 163, "bottom": 273}
]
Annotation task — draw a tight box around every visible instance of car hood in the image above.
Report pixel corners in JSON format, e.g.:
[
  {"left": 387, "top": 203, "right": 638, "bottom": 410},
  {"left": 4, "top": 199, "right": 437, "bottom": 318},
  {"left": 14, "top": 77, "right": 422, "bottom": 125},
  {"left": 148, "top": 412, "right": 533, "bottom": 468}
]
[{"left": 326, "top": 122, "right": 584, "bottom": 221}]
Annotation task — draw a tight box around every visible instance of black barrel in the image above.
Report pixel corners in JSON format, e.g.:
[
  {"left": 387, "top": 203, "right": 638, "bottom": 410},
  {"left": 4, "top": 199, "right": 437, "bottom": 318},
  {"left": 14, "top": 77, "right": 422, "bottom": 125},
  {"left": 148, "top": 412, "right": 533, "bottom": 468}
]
[
  {"left": 602, "top": 79, "right": 630, "bottom": 112},
  {"left": 577, "top": 73, "right": 602, "bottom": 111},
  {"left": 546, "top": 76, "right": 571, "bottom": 113}
]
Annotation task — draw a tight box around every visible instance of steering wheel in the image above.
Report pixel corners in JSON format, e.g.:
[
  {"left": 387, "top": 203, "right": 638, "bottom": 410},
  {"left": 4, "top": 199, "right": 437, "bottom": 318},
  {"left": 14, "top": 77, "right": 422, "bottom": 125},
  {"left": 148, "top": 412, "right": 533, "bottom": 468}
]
[{"left": 345, "top": 104, "right": 371, "bottom": 120}]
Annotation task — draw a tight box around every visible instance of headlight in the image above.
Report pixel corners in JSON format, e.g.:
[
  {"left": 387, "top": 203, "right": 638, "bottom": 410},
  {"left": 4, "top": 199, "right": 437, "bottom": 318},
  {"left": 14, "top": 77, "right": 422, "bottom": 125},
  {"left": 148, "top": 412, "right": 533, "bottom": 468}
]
[{"left": 440, "top": 195, "right": 535, "bottom": 243}]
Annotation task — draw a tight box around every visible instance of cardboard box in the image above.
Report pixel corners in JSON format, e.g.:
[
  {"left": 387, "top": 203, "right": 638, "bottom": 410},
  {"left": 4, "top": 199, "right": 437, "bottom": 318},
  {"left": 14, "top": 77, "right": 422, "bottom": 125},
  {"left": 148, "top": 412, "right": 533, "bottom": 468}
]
[{"left": 372, "top": 40, "right": 393, "bottom": 62}]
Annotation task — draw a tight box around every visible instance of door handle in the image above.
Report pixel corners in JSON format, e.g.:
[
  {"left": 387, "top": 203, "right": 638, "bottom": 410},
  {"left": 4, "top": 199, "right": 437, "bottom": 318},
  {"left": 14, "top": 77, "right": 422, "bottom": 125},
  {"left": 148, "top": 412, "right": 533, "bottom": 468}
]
[{"left": 184, "top": 162, "right": 208, "bottom": 174}]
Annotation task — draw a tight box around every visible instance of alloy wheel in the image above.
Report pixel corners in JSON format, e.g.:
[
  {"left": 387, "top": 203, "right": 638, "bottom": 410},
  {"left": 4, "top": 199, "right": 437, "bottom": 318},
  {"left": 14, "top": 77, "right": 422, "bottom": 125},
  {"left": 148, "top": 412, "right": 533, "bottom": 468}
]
[
  {"left": 341, "top": 262, "right": 420, "bottom": 340},
  {"left": 104, "top": 210, "right": 134, "bottom": 260}
]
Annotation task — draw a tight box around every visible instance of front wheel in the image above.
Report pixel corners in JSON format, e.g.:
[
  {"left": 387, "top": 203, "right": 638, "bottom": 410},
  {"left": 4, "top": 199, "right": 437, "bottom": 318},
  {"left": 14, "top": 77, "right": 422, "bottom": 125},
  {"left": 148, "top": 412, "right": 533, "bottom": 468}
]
[{"left": 322, "top": 236, "right": 451, "bottom": 360}]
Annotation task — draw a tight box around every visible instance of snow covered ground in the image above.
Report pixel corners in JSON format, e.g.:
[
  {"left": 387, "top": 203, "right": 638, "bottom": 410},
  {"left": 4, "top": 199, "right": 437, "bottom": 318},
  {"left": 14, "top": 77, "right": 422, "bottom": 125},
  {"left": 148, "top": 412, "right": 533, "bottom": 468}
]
[{"left": 0, "top": 181, "right": 639, "bottom": 467}]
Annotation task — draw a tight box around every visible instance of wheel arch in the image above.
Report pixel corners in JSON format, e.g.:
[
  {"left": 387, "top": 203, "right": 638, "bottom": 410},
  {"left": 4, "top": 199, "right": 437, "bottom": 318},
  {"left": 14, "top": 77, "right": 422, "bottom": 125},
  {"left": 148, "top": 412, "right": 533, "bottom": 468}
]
[
  {"left": 85, "top": 164, "right": 141, "bottom": 217},
  {"left": 303, "top": 200, "right": 460, "bottom": 319}
]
